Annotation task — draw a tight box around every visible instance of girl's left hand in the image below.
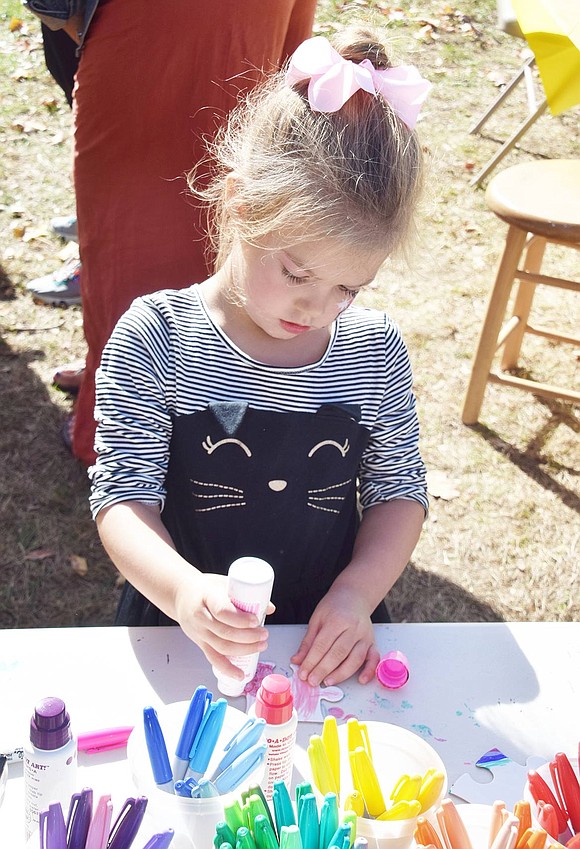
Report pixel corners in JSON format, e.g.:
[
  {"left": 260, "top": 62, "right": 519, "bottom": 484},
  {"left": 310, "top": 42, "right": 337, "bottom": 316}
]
[{"left": 290, "top": 586, "right": 379, "bottom": 687}]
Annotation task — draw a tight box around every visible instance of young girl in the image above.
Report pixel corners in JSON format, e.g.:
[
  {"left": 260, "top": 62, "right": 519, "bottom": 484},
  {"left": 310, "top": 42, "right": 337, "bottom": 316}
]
[{"left": 89, "top": 27, "right": 431, "bottom": 690}]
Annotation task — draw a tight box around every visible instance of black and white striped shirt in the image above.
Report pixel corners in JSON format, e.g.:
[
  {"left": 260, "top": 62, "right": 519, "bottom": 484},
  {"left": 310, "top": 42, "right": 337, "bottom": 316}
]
[{"left": 89, "top": 286, "right": 428, "bottom": 519}]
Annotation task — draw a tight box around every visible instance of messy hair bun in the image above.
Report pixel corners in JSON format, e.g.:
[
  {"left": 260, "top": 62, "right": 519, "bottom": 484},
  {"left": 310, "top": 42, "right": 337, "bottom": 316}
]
[{"left": 192, "top": 24, "right": 425, "bottom": 270}]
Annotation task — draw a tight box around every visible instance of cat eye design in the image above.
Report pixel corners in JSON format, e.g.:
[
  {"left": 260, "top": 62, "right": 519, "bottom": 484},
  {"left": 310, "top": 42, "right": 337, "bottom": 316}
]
[
  {"left": 202, "top": 435, "right": 252, "bottom": 456},
  {"left": 308, "top": 438, "right": 350, "bottom": 458}
]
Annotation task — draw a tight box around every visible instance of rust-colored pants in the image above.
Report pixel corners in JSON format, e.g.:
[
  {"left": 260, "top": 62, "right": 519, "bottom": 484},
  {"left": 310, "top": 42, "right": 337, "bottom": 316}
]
[{"left": 72, "top": 0, "right": 316, "bottom": 465}]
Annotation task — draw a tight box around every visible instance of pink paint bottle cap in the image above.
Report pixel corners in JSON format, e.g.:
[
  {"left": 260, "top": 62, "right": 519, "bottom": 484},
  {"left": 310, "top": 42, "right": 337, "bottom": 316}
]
[{"left": 376, "top": 651, "right": 409, "bottom": 689}]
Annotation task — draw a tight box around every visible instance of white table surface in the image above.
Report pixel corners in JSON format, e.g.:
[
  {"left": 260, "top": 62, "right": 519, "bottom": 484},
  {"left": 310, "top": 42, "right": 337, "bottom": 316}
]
[{"left": 2, "top": 622, "right": 579, "bottom": 846}]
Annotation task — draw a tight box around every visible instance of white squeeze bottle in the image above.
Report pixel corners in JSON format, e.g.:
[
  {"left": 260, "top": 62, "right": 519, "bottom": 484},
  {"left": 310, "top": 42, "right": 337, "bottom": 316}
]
[
  {"left": 24, "top": 696, "right": 78, "bottom": 841},
  {"left": 213, "top": 556, "right": 275, "bottom": 697},
  {"left": 249, "top": 673, "right": 297, "bottom": 799}
]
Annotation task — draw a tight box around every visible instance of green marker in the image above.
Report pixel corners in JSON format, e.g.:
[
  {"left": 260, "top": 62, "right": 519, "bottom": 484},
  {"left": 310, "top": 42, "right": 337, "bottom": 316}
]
[
  {"left": 273, "top": 780, "right": 296, "bottom": 835},
  {"left": 236, "top": 826, "right": 258, "bottom": 849},
  {"left": 215, "top": 821, "right": 237, "bottom": 849},
  {"left": 224, "top": 800, "right": 245, "bottom": 835},
  {"left": 254, "top": 814, "right": 279, "bottom": 849},
  {"left": 280, "top": 824, "right": 304, "bottom": 849}
]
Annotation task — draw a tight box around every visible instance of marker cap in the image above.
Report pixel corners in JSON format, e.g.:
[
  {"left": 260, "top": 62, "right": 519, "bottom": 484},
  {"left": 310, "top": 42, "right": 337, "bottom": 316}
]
[
  {"left": 375, "top": 651, "right": 409, "bottom": 689},
  {"left": 254, "top": 674, "right": 294, "bottom": 724},
  {"left": 30, "top": 696, "right": 73, "bottom": 750}
]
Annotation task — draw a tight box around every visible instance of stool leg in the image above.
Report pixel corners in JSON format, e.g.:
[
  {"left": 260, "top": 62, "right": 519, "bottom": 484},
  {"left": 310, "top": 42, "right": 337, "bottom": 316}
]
[
  {"left": 462, "top": 225, "right": 527, "bottom": 424},
  {"left": 500, "top": 236, "right": 546, "bottom": 370}
]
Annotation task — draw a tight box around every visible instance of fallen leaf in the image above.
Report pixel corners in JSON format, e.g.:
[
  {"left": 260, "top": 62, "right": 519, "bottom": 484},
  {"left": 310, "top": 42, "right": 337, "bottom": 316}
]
[
  {"left": 426, "top": 470, "right": 461, "bottom": 500},
  {"left": 70, "top": 554, "right": 88, "bottom": 576},
  {"left": 24, "top": 549, "right": 55, "bottom": 561},
  {"left": 9, "top": 16, "right": 23, "bottom": 32},
  {"left": 11, "top": 223, "right": 26, "bottom": 239}
]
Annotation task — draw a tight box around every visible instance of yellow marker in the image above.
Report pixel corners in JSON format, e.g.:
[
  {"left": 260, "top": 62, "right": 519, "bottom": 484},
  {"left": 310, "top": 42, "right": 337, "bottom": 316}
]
[
  {"left": 346, "top": 718, "right": 372, "bottom": 759},
  {"left": 378, "top": 801, "right": 421, "bottom": 821},
  {"left": 344, "top": 791, "right": 365, "bottom": 818},
  {"left": 349, "top": 746, "right": 385, "bottom": 818},
  {"left": 322, "top": 716, "right": 340, "bottom": 796},
  {"left": 417, "top": 770, "right": 445, "bottom": 812},
  {"left": 307, "top": 735, "right": 338, "bottom": 796},
  {"left": 390, "top": 774, "right": 422, "bottom": 803}
]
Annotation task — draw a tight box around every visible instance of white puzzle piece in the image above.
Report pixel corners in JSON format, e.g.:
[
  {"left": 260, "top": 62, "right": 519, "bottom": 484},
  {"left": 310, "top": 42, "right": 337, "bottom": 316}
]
[{"left": 451, "top": 748, "right": 544, "bottom": 808}]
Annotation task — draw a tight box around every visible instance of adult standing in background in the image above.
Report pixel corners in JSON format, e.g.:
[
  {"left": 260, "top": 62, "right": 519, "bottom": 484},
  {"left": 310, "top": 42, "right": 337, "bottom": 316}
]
[{"left": 29, "top": 0, "right": 317, "bottom": 464}]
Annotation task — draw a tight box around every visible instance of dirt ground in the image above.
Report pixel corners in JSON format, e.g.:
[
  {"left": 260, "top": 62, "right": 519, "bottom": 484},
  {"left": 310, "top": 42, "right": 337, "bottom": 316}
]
[{"left": 0, "top": 0, "right": 579, "bottom": 630}]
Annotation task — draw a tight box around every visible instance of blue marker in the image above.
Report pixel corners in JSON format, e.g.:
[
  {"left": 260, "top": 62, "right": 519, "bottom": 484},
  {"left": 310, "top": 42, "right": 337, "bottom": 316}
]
[
  {"left": 196, "top": 778, "right": 220, "bottom": 798},
  {"left": 174, "top": 780, "right": 196, "bottom": 798},
  {"left": 213, "top": 742, "right": 267, "bottom": 795},
  {"left": 209, "top": 717, "right": 266, "bottom": 779},
  {"left": 173, "top": 686, "right": 212, "bottom": 780},
  {"left": 186, "top": 698, "right": 228, "bottom": 779},
  {"left": 143, "top": 706, "right": 174, "bottom": 793}
]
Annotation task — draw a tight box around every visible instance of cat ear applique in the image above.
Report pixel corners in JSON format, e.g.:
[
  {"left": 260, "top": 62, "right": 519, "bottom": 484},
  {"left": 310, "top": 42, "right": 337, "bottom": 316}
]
[{"left": 208, "top": 401, "right": 249, "bottom": 435}]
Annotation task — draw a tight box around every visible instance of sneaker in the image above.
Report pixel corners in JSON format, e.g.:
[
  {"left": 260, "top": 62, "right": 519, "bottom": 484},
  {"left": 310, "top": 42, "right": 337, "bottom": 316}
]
[
  {"left": 26, "top": 259, "right": 82, "bottom": 307},
  {"left": 50, "top": 214, "right": 78, "bottom": 243}
]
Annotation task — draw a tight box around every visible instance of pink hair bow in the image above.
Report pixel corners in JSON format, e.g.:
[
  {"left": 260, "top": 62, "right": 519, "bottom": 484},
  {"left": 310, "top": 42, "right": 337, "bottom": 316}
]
[{"left": 286, "top": 35, "right": 431, "bottom": 128}]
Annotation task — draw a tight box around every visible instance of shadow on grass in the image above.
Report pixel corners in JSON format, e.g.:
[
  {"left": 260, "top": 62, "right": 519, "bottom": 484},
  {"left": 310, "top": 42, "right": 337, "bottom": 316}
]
[
  {"left": 388, "top": 563, "right": 503, "bottom": 623},
  {"left": 0, "top": 329, "right": 119, "bottom": 629},
  {"left": 468, "top": 408, "right": 580, "bottom": 514}
]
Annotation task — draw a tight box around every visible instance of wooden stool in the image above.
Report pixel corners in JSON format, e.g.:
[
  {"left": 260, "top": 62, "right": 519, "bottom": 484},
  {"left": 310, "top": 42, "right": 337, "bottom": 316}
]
[{"left": 462, "top": 159, "right": 580, "bottom": 425}]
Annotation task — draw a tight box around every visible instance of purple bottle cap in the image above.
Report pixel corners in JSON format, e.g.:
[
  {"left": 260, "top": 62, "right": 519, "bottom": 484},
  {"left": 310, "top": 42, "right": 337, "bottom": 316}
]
[
  {"left": 30, "top": 696, "right": 72, "bottom": 750},
  {"left": 376, "top": 651, "right": 409, "bottom": 689}
]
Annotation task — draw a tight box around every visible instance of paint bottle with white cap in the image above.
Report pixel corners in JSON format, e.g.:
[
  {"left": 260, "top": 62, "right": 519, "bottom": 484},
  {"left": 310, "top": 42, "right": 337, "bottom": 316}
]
[
  {"left": 24, "top": 696, "right": 78, "bottom": 840},
  {"left": 213, "top": 556, "right": 275, "bottom": 697}
]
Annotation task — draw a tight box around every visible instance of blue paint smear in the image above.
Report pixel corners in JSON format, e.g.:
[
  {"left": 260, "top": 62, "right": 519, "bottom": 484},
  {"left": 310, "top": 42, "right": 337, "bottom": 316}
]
[
  {"left": 476, "top": 748, "right": 511, "bottom": 767},
  {"left": 411, "top": 723, "right": 447, "bottom": 743}
]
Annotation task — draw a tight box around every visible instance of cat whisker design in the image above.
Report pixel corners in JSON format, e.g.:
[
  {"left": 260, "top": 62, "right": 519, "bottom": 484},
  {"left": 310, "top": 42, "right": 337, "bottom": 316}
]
[
  {"left": 191, "top": 479, "right": 246, "bottom": 512},
  {"left": 307, "top": 477, "right": 353, "bottom": 514}
]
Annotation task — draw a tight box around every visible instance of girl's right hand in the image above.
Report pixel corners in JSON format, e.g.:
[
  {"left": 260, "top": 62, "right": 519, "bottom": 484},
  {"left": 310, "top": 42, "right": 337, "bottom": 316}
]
[{"left": 175, "top": 573, "right": 273, "bottom": 679}]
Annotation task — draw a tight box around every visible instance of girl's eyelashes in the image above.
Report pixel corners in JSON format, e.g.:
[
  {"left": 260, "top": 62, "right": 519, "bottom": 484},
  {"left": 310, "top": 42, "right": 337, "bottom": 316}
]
[
  {"left": 339, "top": 285, "right": 360, "bottom": 297},
  {"left": 281, "top": 266, "right": 309, "bottom": 284}
]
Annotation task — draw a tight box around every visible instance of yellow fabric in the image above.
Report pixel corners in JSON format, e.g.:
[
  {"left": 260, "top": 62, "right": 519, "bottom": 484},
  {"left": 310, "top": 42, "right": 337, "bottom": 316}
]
[{"left": 512, "top": 0, "right": 580, "bottom": 115}]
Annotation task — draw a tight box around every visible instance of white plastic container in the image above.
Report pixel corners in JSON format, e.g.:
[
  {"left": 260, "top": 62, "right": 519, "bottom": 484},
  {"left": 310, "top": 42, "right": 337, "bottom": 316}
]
[
  {"left": 23, "top": 696, "right": 78, "bottom": 841},
  {"left": 213, "top": 557, "right": 275, "bottom": 697},
  {"left": 334, "top": 720, "right": 448, "bottom": 849},
  {"left": 249, "top": 674, "right": 297, "bottom": 800},
  {"left": 127, "top": 700, "right": 265, "bottom": 849}
]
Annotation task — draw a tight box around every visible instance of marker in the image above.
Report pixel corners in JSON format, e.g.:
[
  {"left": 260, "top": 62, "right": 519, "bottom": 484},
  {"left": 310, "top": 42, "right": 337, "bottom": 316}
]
[
  {"left": 417, "top": 771, "right": 445, "bottom": 812},
  {"left": 254, "top": 815, "right": 278, "bottom": 849},
  {"left": 236, "top": 826, "right": 258, "bottom": 849},
  {"left": 319, "top": 793, "right": 339, "bottom": 849},
  {"left": 349, "top": 747, "right": 386, "bottom": 818},
  {"left": 377, "top": 801, "right": 421, "bottom": 821},
  {"left": 273, "top": 780, "right": 296, "bottom": 834},
  {"left": 40, "top": 801, "right": 67, "bottom": 849},
  {"left": 85, "top": 794, "right": 114, "bottom": 849},
  {"left": 186, "top": 699, "right": 228, "bottom": 779},
  {"left": 280, "top": 825, "right": 303, "bottom": 849},
  {"left": 2, "top": 726, "right": 133, "bottom": 763},
  {"left": 210, "top": 717, "right": 266, "bottom": 780},
  {"left": 213, "top": 743, "right": 267, "bottom": 795},
  {"left": 223, "top": 799, "right": 245, "bottom": 835},
  {"left": 437, "top": 799, "right": 474, "bottom": 849},
  {"left": 141, "top": 832, "right": 174, "bottom": 849},
  {"left": 143, "top": 707, "right": 174, "bottom": 793},
  {"left": 527, "top": 770, "right": 568, "bottom": 835},
  {"left": 66, "top": 787, "right": 93, "bottom": 849},
  {"left": 415, "top": 815, "right": 445, "bottom": 849},
  {"left": 322, "top": 717, "right": 340, "bottom": 797},
  {"left": 173, "top": 686, "right": 212, "bottom": 780},
  {"left": 308, "top": 735, "right": 338, "bottom": 796},
  {"left": 390, "top": 774, "right": 422, "bottom": 804},
  {"left": 550, "top": 753, "right": 580, "bottom": 834},
  {"left": 107, "top": 796, "right": 148, "bottom": 849},
  {"left": 214, "top": 821, "right": 237, "bottom": 849},
  {"left": 297, "top": 793, "right": 319, "bottom": 849},
  {"left": 343, "top": 792, "right": 364, "bottom": 819}
]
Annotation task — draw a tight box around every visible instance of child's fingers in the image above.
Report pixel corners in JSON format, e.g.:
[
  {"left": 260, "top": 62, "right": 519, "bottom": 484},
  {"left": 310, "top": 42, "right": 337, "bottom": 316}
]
[{"left": 357, "top": 644, "right": 381, "bottom": 685}]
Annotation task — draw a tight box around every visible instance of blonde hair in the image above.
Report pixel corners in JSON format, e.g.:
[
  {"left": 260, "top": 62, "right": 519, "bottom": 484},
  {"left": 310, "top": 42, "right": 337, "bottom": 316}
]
[{"left": 191, "top": 25, "right": 425, "bottom": 271}]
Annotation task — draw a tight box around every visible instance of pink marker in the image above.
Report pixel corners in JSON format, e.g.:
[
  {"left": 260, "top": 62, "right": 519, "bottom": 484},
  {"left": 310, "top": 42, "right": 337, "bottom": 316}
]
[{"left": 77, "top": 726, "right": 133, "bottom": 754}]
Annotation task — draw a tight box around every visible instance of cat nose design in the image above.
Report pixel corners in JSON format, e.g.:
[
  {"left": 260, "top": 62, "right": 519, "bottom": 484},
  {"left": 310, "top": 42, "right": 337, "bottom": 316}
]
[{"left": 269, "top": 480, "right": 287, "bottom": 492}]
